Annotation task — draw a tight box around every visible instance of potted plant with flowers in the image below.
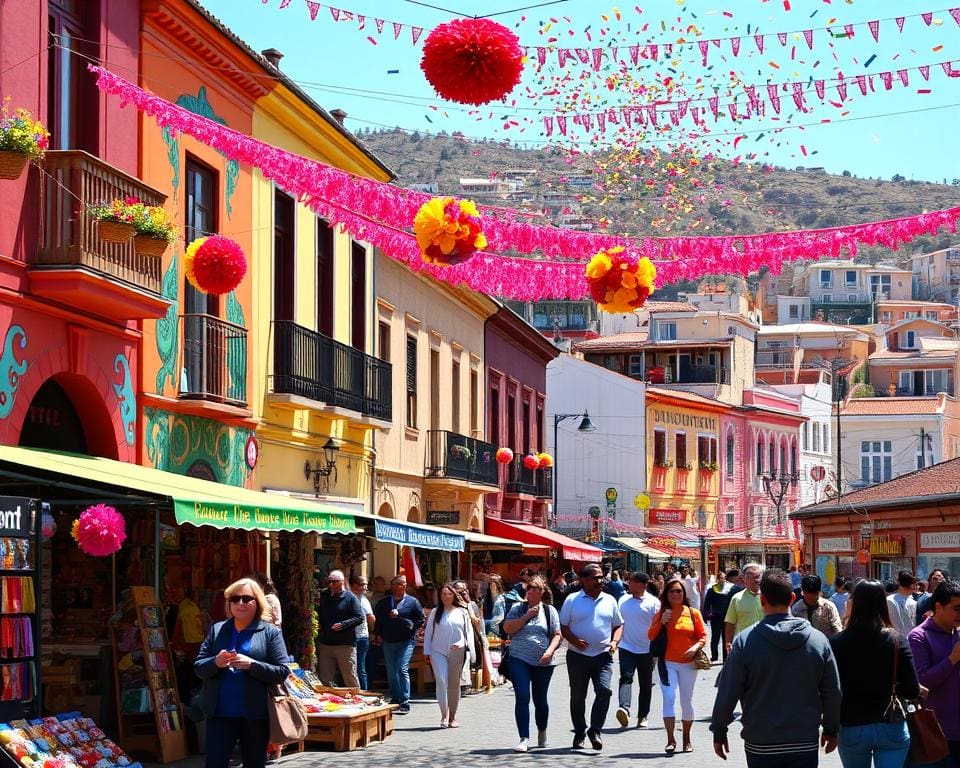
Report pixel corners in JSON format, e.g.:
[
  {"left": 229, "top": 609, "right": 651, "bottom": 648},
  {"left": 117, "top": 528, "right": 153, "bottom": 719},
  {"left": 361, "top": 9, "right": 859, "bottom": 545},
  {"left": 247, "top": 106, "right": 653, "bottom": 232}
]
[
  {"left": 87, "top": 197, "right": 140, "bottom": 244},
  {"left": 131, "top": 203, "right": 177, "bottom": 257},
  {"left": 0, "top": 101, "right": 49, "bottom": 180}
]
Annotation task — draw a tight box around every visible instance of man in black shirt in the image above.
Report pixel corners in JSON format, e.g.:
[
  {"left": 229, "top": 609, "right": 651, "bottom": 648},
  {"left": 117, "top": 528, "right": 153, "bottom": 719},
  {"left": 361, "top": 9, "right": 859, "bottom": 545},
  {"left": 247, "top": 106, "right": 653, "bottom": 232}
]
[{"left": 316, "top": 569, "right": 365, "bottom": 688}]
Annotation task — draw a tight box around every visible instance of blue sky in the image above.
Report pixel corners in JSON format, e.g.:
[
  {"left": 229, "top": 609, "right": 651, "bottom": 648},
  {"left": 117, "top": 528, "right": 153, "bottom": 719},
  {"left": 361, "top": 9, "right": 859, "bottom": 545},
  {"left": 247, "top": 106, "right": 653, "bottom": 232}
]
[{"left": 197, "top": 0, "right": 960, "bottom": 183}]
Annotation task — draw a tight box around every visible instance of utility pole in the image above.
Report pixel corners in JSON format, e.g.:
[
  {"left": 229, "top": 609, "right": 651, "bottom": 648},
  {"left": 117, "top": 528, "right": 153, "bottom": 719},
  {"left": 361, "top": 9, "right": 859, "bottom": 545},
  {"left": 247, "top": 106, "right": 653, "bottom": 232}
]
[{"left": 920, "top": 427, "right": 926, "bottom": 468}]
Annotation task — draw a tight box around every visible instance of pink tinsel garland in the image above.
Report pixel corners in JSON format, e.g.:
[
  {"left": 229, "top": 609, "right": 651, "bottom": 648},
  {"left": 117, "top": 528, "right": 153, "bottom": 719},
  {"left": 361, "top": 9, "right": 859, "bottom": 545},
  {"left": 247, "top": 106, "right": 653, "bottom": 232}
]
[{"left": 90, "top": 66, "right": 960, "bottom": 301}]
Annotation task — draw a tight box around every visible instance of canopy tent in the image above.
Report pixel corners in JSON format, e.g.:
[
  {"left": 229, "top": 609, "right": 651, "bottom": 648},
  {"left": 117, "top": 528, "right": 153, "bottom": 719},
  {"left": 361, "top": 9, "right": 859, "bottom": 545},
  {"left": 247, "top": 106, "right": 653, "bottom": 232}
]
[
  {"left": 484, "top": 518, "right": 603, "bottom": 562},
  {"left": 609, "top": 536, "right": 674, "bottom": 560}
]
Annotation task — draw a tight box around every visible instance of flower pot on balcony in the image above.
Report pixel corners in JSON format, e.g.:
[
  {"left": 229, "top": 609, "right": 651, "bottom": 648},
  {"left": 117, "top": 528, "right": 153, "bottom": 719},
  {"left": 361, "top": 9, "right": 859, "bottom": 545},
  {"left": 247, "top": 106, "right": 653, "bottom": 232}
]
[
  {"left": 134, "top": 234, "right": 169, "bottom": 257},
  {"left": 0, "top": 151, "right": 28, "bottom": 180},
  {"left": 96, "top": 220, "right": 136, "bottom": 244}
]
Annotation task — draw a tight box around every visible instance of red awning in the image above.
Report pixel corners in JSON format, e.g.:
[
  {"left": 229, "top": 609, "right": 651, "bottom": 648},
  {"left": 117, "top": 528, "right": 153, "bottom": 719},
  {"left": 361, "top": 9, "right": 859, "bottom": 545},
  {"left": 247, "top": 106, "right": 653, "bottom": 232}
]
[{"left": 484, "top": 518, "right": 604, "bottom": 562}]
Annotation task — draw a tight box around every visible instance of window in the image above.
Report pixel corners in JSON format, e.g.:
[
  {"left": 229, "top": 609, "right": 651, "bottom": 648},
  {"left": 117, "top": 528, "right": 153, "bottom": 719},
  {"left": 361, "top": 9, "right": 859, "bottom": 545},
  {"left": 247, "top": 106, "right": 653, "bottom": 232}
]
[
  {"left": 654, "top": 430, "right": 667, "bottom": 465},
  {"left": 904, "top": 311, "right": 920, "bottom": 319},
  {"left": 470, "top": 368, "right": 479, "bottom": 436},
  {"left": 780, "top": 441, "right": 787, "bottom": 475},
  {"left": 507, "top": 394, "right": 517, "bottom": 450},
  {"left": 880, "top": 311, "right": 892, "bottom": 323},
  {"left": 522, "top": 398, "right": 531, "bottom": 454},
  {"left": 351, "top": 243, "right": 367, "bottom": 351},
  {"left": 273, "top": 190, "right": 295, "bottom": 324},
  {"left": 316, "top": 219, "right": 335, "bottom": 337},
  {"left": 536, "top": 403, "right": 544, "bottom": 453},
  {"left": 860, "top": 440, "right": 892, "bottom": 485},
  {"left": 845, "top": 270, "right": 857, "bottom": 287},
  {"left": 628, "top": 355, "right": 644, "bottom": 377},
  {"left": 812, "top": 423, "right": 820, "bottom": 453},
  {"left": 917, "top": 433, "right": 935, "bottom": 470},
  {"left": 724, "top": 507, "right": 736, "bottom": 533},
  {"left": 847, "top": 294, "right": 858, "bottom": 303},
  {"left": 430, "top": 348, "right": 440, "bottom": 431},
  {"left": 926, "top": 311, "right": 939, "bottom": 321},
  {"left": 925, "top": 369, "right": 953, "bottom": 395},
  {"left": 791, "top": 443, "right": 798, "bottom": 475},
  {"left": 899, "top": 331, "right": 917, "bottom": 349},
  {"left": 489, "top": 387, "right": 500, "bottom": 445},
  {"left": 871, "top": 274, "right": 891, "bottom": 299},
  {"left": 821, "top": 295, "right": 833, "bottom": 303},
  {"left": 802, "top": 422, "right": 809, "bottom": 451},
  {"left": 675, "top": 433, "right": 687, "bottom": 469},
  {"left": 756, "top": 436, "right": 764, "bottom": 476},
  {"left": 451, "top": 358, "right": 461, "bottom": 433},
  {"left": 768, "top": 439, "right": 776, "bottom": 473},
  {"left": 725, "top": 433, "right": 735, "bottom": 477},
  {"left": 48, "top": 1, "right": 95, "bottom": 152},
  {"left": 405, "top": 335, "right": 417, "bottom": 429},
  {"left": 378, "top": 321, "right": 391, "bottom": 362},
  {"left": 819, "top": 270, "right": 833, "bottom": 288},
  {"left": 698, "top": 435, "right": 718, "bottom": 467},
  {"left": 788, "top": 304, "right": 799, "bottom": 319},
  {"left": 656, "top": 321, "right": 677, "bottom": 341},
  {"left": 822, "top": 423, "right": 830, "bottom": 454}
]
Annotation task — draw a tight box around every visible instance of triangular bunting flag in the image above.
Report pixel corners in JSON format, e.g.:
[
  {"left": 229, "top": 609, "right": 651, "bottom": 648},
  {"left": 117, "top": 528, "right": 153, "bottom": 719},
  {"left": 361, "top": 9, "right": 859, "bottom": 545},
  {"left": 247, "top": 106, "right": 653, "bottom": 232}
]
[
  {"left": 745, "top": 84, "right": 759, "bottom": 111},
  {"left": 622, "top": 107, "right": 632, "bottom": 128},
  {"left": 557, "top": 115, "right": 567, "bottom": 135},
  {"left": 731, "top": 37, "right": 741, "bottom": 56},
  {"left": 792, "top": 82, "right": 806, "bottom": 110},
  {"left": 727, "top": 101, "right": 739, "bottom": 120},
  {"left": 879, "top": 71, "right": 893, "bottom": 90},
  {"left": 777, "top": 32, "right": 787, "bottom": 46},
  {"left": 591, "top": 48, "right": 603, "bottom": 70},
  {"left": 537, "top": 48, "right": 547, "bottom": 68},
  {"left": 836, "top": 73, "right": 847, "bottom": 101},
  {"left": 393, "top": 22, "right": 402, "bottom": 39},
  {"left": 814, "top": 80, "right": 825, "bottom": 99},
  {"left": 610, "top": 47, "right": 619, "bottom": 62},
  {"left": 357, "top": 15, "right": 365, "bottom": 30},
  {"left": 767, "top": 83, "right": 781, "bottom": 113},
  {"left": 341, "top": 11, "right": 353, "bottom": 21},
  {"left": 920, "top": 65, "right": 930, "bottom": 80},
  {"left": 951, "top": 9, "right": 960, "bottom": 27},
  {"left": 897, "top": 69, "right": 909, "bottom": 86},
  {"left": 942, "top": 62, "right": 960, "bottom": 77},
  {"left": 803, "top": 29, "right": 814, "bottom": 49},
  {"left": 558, "top": 49, "right": 573, "bottom": 68},
  {"left": 329, "top": 7, "right": 340, "bottom": 22},
  {"left": 708, "top": 96, "right": 719, "bottom": 118},
  {"left": 411, "top": 26, "right": 423, "bottom": 44},
  {"left": 375, "top": 18, "right": 385, "bottom": 33},
  {"left": 755, "top": 34, "right": 764, "bottom": 53},
  {"left": 855, "top": 74, "right": 868, "bottom": 95},
  {"left": 543, "top": 117, "right": 554, "bottom": 137},
  {"left": 922, "top": 12, "right": 933, "bottom": 25},
  {"left": 648, "top": 44, "right": 658, "bottom": 61},
  {"left": 645, "top": 104, "right": 657, "bottom": 125},
  {"left": 698, "top": 39, "right": 709, "bottom": 66},
  {"left": 306, "top": 1, "right": 320, "bottom": 20},
  {"left": 895, "top": 17, "right": 906, "bottom": 32},
  {"left": 868, "top": 20, "right": 879, "bottom": 42},
  {"left": 596, "top": 111, "right": 606, "bottom": 133},
  {"left": 279, "top": 0, "right": 292, "bottom": 7},
  {"left": 575, "top": 48, "right": 590, "bottom": 64},
  {"left": 629, "top": 45, "right": 640, "bottom": 65},
  {"left": 663, "top": 43, "right": 673, "bottom": 56},
  {"left": 844, "top": 24, "right": 855, "bottom": 38}
]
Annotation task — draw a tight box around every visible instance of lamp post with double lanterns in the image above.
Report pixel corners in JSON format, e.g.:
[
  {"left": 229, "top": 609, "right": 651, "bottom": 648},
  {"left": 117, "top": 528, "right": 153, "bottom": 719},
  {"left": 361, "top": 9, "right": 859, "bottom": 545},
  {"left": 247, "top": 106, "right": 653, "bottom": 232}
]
[
  {"left": 552, "top": 412, "right": 597, "bottom": 529},
  {"left": 304, "top": 437, "right": 341, "bottom": 495},
  {"left": 761, "top": 469, "right": 798, "bottom": 567}
]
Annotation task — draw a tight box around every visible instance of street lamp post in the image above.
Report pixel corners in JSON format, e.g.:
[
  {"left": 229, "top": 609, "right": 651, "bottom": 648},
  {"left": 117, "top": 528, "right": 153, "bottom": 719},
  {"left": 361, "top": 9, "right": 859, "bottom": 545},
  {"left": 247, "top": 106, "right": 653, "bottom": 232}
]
[
  {"left": 552, "top": 412, "right": 597, "bottom": 530},
  {"left": 762, "top": 470, "right": 798, "bottom": 568}
]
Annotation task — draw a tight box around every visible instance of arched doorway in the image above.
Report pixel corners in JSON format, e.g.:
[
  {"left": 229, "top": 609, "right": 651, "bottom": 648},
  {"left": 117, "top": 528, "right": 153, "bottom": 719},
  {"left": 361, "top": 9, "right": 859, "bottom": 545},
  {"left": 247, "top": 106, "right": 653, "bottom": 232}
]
[
  {"left": 18, "top": 379, "right": 88, "bottom": 454},
  {"left": 186, "top": 460, "right": 217, "bottom": 482},
  {"left": 377, "top": 502, "right": 394, "bottom": 518},
  {"left": 407, "top": 506, "right": 421, "bottom": 524}
]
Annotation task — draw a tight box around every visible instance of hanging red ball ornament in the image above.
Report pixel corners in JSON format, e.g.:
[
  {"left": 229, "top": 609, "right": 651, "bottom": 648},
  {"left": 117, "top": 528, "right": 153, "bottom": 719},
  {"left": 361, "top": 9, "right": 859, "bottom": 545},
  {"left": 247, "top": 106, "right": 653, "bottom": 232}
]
[
  {"left": 184, "top": 235, "right": 247, "bottom": 295},
  {"left": 495, "top": 447, "right": 514, "bottom": 464},
  {"left": 523, "top": 454, "right": 541, "bottom": 471},
  {"left": 420, "top": 18, "right": 525, "bottom": 106}
]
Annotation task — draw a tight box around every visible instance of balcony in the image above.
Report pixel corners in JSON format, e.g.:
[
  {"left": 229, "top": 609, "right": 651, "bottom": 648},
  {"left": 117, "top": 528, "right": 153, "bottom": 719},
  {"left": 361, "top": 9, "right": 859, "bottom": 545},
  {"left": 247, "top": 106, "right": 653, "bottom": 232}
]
[
  {"left": 270, "top": 320, "right": 392, "bottom": 424},
  {"left": 811, "top": 301, "right": 874, "bottom": 325},
  {"left": 648, "top": 364, "right": 729, "bottom": 385},
  {"left": 505, "top": 455, "right": 536, "bottom": 496},
  {"left": 535, "top": 467, "right": 553, "bottom": 500},
  {"left": 180, "top": 314, "right": 247, "bottom": 407},
  {"left": 529, "top": 300, "right": 598, "bottom": 332},
  {"left": 32, "top": 151, "right": 170, "bottom": 320},
  {"left": 425, "top": 430, "right": 499, "bottom": 489}
]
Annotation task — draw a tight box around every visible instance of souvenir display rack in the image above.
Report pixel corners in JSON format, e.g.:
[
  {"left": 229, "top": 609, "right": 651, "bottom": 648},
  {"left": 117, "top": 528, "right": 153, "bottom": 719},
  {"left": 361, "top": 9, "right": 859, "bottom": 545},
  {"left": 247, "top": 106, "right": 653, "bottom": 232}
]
[{"left": 108, "top": 588, "right": 185, "bottom": 764}]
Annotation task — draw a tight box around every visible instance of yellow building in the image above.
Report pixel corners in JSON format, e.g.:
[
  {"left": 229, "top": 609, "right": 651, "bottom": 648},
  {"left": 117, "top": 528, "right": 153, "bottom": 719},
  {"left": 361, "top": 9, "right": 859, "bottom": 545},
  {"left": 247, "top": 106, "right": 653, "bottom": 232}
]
[
  {"left": 249, "top": 76, "right": 394, "bottom": 527},
  {"left": 371, "top": 254, "right": 500, "bottom": 582}
]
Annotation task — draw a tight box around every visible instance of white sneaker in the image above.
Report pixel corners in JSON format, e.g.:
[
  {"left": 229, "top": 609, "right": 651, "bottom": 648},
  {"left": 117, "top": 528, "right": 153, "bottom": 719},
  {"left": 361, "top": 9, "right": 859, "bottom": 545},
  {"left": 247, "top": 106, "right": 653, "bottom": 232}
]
[
  {"left": 637, "top": 718, "right": 648, "bottom": 729},
  {"left": 513, "top": 739, "right": 529, "bottom": 753},
  {"left": 537, "top": 730, "right": 548, "bottom": 748},
  {"left": 616, "top": 707, "right": 629, "bottom": 727}
]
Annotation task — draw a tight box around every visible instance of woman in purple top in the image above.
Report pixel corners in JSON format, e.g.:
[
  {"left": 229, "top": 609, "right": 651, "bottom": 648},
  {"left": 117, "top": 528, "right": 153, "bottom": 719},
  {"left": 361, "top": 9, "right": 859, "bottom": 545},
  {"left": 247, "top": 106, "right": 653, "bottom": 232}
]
[{"left": 908, "top": 579, "right": 960, "bottom": 768}]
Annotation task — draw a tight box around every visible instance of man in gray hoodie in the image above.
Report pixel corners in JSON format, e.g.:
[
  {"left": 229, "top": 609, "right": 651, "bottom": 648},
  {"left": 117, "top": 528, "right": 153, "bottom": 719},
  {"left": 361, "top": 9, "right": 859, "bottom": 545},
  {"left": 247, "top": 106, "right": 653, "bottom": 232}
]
[{"left": 711, "top": 569, "right": 841, "bottom": 768}]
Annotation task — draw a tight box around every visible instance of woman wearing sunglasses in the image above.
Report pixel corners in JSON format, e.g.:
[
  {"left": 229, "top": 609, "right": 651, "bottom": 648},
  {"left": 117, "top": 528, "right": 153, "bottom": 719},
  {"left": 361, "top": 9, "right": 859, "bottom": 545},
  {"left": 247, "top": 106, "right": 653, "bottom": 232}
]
[{"left": 195, "top": 578, "right": 291, "bottom": 768}]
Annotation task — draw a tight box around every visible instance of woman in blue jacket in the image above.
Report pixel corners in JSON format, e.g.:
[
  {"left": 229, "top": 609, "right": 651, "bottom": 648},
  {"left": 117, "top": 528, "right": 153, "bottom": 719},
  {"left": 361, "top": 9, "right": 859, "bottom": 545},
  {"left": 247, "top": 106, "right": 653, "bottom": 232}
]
[{"left": 195, "top": 578, "right": 291, "bottom": 768}]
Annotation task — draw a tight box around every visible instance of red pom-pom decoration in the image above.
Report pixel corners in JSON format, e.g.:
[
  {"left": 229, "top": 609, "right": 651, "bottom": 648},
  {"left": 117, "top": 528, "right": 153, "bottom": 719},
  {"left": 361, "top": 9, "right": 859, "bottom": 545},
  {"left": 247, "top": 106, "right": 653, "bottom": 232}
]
[
  {"left": 420, "top": 18, "right": 524, "bottom": 106},
  {"left": 523, "top": 454, "right": 541, "bottom": 471},
  {"left": 495, "top": 447, "right": 514, "bottom": 464},
  {"left": 75, "top": 503, "right": 126, "bottom": 557},
  {"left": 184, "top": 235, "right": 247, "bottom": 295}
]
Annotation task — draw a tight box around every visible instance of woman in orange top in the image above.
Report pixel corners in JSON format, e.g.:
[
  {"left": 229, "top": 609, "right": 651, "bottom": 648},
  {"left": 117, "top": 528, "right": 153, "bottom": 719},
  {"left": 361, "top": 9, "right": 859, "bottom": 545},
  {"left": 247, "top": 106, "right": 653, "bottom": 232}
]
[{"left": 648, "top": 577, "right": 707, "bottom": 755}]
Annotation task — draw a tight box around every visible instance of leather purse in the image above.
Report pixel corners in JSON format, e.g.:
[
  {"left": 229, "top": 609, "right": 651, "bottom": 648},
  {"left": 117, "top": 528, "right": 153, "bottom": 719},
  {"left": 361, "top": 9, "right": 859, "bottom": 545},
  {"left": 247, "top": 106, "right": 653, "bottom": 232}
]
[
  {"left": 882, "top": 639, "right": 906, "bottom": 723},
  {"left": 693, "top": 648, "right": 712, "bottom": 670},
  {"left": 906, "top": 699, "right": 949, "bottom": 764},
  {"left": 267, "top": 683, "right": 309, "bottom": 745}
]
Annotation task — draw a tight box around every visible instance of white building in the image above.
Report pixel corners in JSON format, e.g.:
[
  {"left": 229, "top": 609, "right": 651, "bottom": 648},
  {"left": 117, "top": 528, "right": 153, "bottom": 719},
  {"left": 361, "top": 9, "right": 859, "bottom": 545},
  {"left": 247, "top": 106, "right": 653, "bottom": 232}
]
[{"left": 545, "top": 354, "right": 647, "bottom": 538}]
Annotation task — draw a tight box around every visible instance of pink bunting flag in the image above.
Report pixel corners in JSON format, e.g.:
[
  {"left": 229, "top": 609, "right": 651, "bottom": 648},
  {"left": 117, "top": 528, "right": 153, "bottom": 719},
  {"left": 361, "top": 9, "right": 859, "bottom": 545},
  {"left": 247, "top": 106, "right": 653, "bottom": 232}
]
[
  {"left": 777, "top": 32, "right": 787, "bottom": 46},
  {"left": 943, "top": 62, "right": 960, "bottom": 77},
  {"left": 727, "top": 101, "right": 739, "bottom": 120},
  {"left": 411, "top": 26, "right": 423, "bottom": 44},
  {"left": 879, "top": 71, "right": 893, "bottom": 90},
  {"left": 375, "top": 18, "right": 385, "bottom": 33},
  {"left": 581, "top": 114, "right": 593, "bottom": 132},
  {"left": 895, "top": 16, "right": 905, "bottom": 32},
  {"left": 329, "top": 7, "right": 340, "bottom": 21},
  {"left": 543, "top": 117, "right": 554, "bottom": 137},
  {"left": 341, "top": 10, "right": 354, "bottom": 21},
  {"left": 767, "top": 83, "right": 781, "bottom": 113},
  {"left": 622, "top": 107, "right": 632, "bottom": 128},
  {"left": 357, "top": 15, "right": 365, "bottom": 30},
  {"left": 596, "top": 111, "right": 606, "bottom": 133},
  {"left": 648, "top": 44, "right": 659, "bottom": 61},
  {"left": 836, "top": 73, "right": 847, "bottom": 101},
  {"left": 676, "top": 99, "right": 689, "bottom": 119},
  {"left": 635, "top": 107, "right": 646, "bottom": 126},
  {"left": 922, "top": 12, "right": 933, "bottom": 25},
  {"left": 629, "top": 45, "right": 640, "bottom": 65},
  {"left": 610, "top": 47, "right": 619, "bottom": 62},
  {"left": 392, "top": 22, "right": 402, "bottom": 39},
  {"left": 557, "top": 115, "right": 567, "bottom": 136},
  {"left": 731, "top": 36, "right": 741, "bottom": 56},
  {"left": 607, "top": 108, "right": 619, "bottom": 124},
  {"left": 745, "top": 84, "right": 759, "bottom": 111},
  {"left": 855, "top": 74, "right": 868, "bottom": 95},
  {"left": 920, "top": 65, "right": 930, "bottom": 80},
  {"left": 868, "top": 20, "right": 879, "bottom": 42},
  {"left": 537, "top": 48, "right": 547, "bottom": 68},
  {"left": 279, "top": 0, "right": 292, "bottom": 7},
  {"left": 754, "top": 34, "right": 765, "bottom": 53},
  {"left": 709, "top": 96, "right": 719, "bottom": 118},
  {"left": 897, "top": 69, "right": 909, "bottom": 86},
  {"left": 306, "top": 1, "right": 320, "bottom": 20},
  {"left": 698, "top": 39, "right": 709, "bottom": 66},
  {"left": 645, "top": 105, "right": 657, "bottom": 126},
  {"left": 802, "top": 29, "right": 814, "bottom": 49},
  {"left": 791, "top": 82, "right": 806, "bottom": 110},
  {"left": 691, "top": 106, "right": 704, "bottom": 125},
  {"left": 951, "top": 8, "right": 960, "bottom": 27},
  {"left": 663, "top": 43, "right": 673, "bottom": 56},
  {"left": 575, "top": 48, "right": 590, "bottom": 63},
  {"left": 669, "top": 109, "right": 680, "bottom": 126},
  {"left": 814, "top": 79, "right": 825, "bottom": 99},
  {"left": 558, "top": 49, "right": 573, "bottom": 67},
  {"left": 844, "top": 24, "right": 855, "bottom": 38}
]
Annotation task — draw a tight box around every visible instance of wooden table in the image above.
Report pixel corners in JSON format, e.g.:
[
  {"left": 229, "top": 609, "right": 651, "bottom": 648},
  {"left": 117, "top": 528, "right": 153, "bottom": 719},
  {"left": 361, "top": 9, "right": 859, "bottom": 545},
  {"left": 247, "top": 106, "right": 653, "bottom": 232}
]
[{"left": 304, "top": 704, "right": 394, "bottom": 751}]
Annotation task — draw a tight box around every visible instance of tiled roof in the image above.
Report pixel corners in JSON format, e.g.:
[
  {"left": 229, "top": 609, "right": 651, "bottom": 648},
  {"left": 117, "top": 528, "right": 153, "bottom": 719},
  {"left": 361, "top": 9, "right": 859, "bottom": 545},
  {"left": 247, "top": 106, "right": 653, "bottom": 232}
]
[
  {"left": 797, "top": 457, "right": 960, "bottom": 514},
  {"left": 645, "top": 301, "right": 698, "bottom": 313},
  {"left": 841, "top": 396, "right": 944, "bottom": 416},
  {"left": 869, "top": 348, "right": 955, "bottom": 360},
  {"left": 647, "top": 387, "right": 729, "bottom": 408},
  {"left": 575, "top": 332, "right": 648, "bottom": 352}
]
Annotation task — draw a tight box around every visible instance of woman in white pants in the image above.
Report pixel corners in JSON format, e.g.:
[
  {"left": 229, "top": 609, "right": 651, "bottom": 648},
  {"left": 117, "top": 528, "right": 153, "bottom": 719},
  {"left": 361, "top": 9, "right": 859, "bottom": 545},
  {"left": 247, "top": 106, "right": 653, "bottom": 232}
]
[
  {"left": 423, "top": 583, "right": 475, "bottom": 728},
  {"left": 647, "top": 578, "right": 707, "bottom": 754}
]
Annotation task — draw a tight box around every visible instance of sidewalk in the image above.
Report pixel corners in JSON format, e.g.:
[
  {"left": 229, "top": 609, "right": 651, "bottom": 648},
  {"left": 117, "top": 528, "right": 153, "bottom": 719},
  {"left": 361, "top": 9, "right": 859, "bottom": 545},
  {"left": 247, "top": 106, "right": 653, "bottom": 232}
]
[{"left": 148, "top": 655, "right": 844, "bottom": 768}]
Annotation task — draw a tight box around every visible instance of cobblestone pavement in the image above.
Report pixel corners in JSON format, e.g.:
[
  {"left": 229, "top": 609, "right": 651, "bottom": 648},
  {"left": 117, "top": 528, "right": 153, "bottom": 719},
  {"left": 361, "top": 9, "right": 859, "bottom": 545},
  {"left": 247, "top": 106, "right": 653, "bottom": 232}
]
[{"left": 237, "top": 650, "right": 845, "bottom": 768}]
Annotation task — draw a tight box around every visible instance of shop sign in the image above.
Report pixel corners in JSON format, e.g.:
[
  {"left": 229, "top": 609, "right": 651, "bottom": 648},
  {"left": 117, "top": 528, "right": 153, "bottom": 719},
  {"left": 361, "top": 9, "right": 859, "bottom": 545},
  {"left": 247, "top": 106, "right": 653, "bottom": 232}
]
[
  {"left": 647, "top": 536, "right": 679, "bottom": 549},
  {"left": 869, "top": 534, "right": 905, "bottom": 557},
  {"left": 650, "top": 508, "right": 686, "bottom": 525},
  {"left": 652, "top": 409, "right": 717, "bottom": 432},
  {"left": 0, "top": 497, "right": 35, "bottom": 536},
  {"left": 920, "top": 531, "right": 960, "bottom": 550},
  {"left": 374, "top": 519, "right": 464, "bottom": 552},
  {"left": 174, "top": 500, "right": 356, "bottom": 534},
  {"left": 426, "top": 510, "right": 460, "bottom": 525},
  {"left": 818, "top": 536, "right": 853, "bottom": 553}
]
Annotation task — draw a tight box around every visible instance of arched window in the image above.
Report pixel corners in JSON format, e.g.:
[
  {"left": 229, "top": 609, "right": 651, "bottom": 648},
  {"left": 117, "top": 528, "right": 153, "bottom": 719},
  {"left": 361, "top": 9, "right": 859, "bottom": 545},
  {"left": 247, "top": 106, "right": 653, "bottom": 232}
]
[
  {"left": 756, "top": 434, "right": 764, "bottom": 476},
  {"left": 780, "top": 438, "right": 788, "bottom": 476},
  {"left": 768, "top": 436, "right": 776, "bottom": 474},
  {"left": 725, "top": 429, "right": 735, "bottom": 478}
]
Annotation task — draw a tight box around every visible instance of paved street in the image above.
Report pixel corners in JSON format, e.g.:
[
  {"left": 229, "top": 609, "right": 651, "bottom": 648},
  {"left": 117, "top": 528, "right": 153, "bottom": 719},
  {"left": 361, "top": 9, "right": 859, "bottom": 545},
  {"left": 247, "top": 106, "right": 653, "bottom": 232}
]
[{"left": 259, "top": 649, "right": 844, "bottom": 768}]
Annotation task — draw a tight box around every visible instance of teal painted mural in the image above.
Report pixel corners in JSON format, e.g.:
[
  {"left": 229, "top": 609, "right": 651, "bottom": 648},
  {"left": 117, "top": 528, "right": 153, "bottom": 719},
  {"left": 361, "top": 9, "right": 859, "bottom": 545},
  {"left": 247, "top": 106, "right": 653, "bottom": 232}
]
[
  {"left": 175, "top": 87, "right": 238, "bottom": 219},
  {"left": 0, "top": 326, "right": 27, "bottom": 419},
  {"left": 155, "top": 253, "right": 179, "bottom": 395},
  {"left": 161, "top": 126, "right": 180, "bottom": 199},
  {"left": 112, "top": 354, "right": 136, "bottom": 446},
  {"left": 226, "top": 292, "right": 247, "bottom": 404},
  {"left": 144, "top": 407, "right": 251, "bottom": 487}
]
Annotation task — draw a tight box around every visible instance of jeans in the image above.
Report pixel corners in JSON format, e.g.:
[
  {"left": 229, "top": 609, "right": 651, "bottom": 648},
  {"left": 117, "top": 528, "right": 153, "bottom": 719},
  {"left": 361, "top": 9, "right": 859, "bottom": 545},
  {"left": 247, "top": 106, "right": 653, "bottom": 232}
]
[
  {"left": 710, "top": 617, "right": 727, "bottom": 661},
  {"left": 382, "top": 639, "right": 415, "bottom": 705},
  {"left": 746, "top": 749, "right": 819, "bottom": 768},
  {"left": 356, "top": 637, "right": 369, "bottom": 690},
  {"left": 618, "top": 650, "right": 653, "bottom": 720},
  {"left": 205, "top": 717, "right": 269, "bottom": 768},
  {"left": 566, "top": 650, "right": 614, "bottom": 737},
  {"left": 838, "top": 721, "right": 910, "bottom": 768},
  {"left": 510, "top": 657, "right": 555, "bottom": 739}
]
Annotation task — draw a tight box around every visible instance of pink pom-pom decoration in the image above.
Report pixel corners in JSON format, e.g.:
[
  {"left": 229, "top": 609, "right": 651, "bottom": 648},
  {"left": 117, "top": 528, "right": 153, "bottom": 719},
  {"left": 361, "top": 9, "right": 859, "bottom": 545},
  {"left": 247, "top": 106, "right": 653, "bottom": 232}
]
[
  {"left": 420, "top": 18, "right": 524, "bottom": 106},
  {"left": 75, "top": 504, "right": 126, "bottom": 557},
  {"left": 184, "top": 235, "right": 247, "bottom": 295},
  {"left": 522, "top": 454, "right": 541, "bottom": 471},
  {"left": 495, "top": 447, "right": 514, "bottom": 464}
]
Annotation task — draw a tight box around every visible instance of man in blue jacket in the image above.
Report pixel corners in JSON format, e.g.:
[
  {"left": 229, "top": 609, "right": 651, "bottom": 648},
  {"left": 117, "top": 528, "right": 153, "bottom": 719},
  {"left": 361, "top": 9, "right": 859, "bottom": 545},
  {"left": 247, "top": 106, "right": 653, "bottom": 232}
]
[
  {"left": 373, "top": 575, "right": 425, "bottom": 713},
  {"left": 316, "top": 569, "right": 365, "bottom": 688},
  {"left": 711, "top": 568, "right": 841, "bottom": 768}
]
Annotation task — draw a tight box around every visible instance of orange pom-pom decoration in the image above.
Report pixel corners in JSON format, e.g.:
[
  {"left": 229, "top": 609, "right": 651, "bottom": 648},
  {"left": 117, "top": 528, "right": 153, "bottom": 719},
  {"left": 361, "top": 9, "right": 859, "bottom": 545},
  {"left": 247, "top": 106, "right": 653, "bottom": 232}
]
[
  {"left": 495, "top": 447, "right": 514, "bottom": 464},
  {"left": 585, "top": 247, "right": 656, "bottom": 314},
  {"left": 536, "top": 452, "right": 554, "bottom": 468}
]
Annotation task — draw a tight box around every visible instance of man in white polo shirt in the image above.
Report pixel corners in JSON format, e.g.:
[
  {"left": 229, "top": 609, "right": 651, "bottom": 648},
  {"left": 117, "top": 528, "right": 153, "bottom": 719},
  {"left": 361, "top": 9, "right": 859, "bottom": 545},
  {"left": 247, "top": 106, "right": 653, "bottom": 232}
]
[
  {"left": 615, "top": 572, "right": 660, "bottom": 729},
  {"left": 560, "top": 562, "right": 623, "bottom": 752}
]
